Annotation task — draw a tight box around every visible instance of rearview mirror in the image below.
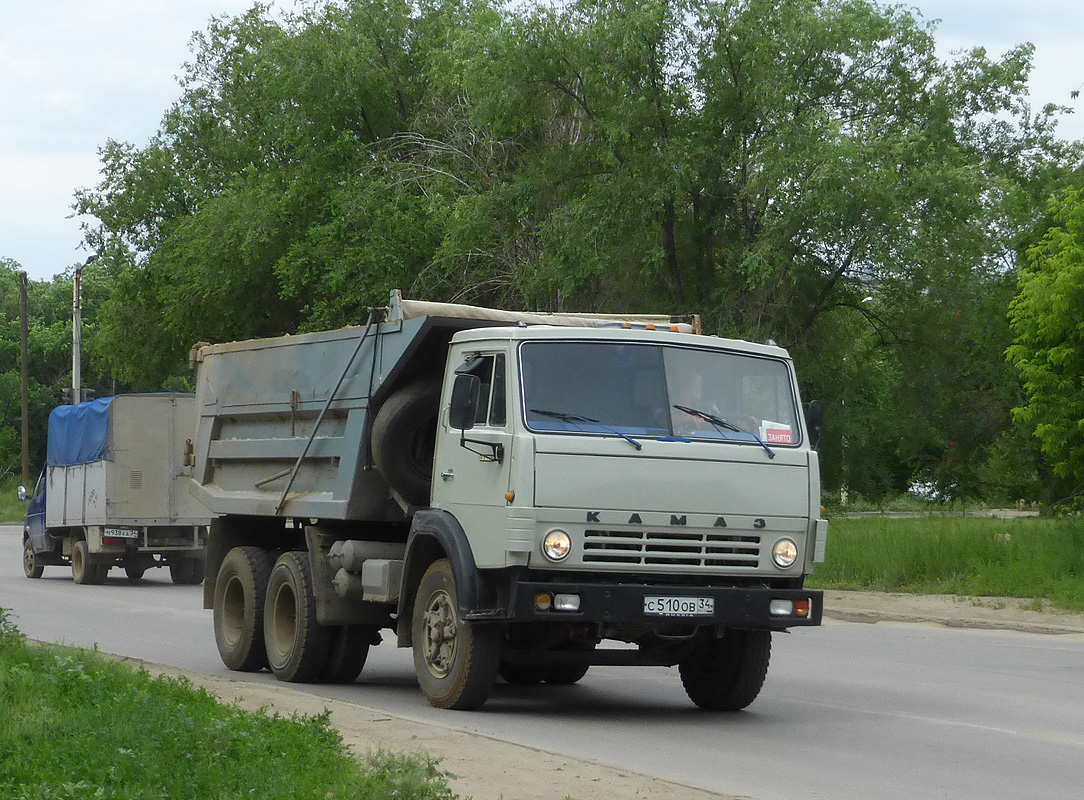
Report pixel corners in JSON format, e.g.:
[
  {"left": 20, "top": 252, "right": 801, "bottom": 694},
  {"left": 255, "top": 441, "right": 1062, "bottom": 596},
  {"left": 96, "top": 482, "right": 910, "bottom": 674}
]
[
  {"left": 449, "top": 374, "right": 480, "bottom": 431},
  {"left": 17, "top": 485, "right": 27, "bottom": 502},
  {"left": 806, "top": 400, "right": 824, "bottom": 451}
]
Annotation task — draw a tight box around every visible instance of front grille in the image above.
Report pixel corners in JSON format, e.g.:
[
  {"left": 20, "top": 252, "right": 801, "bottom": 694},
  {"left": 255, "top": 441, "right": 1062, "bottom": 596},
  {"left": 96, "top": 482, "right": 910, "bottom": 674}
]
[{"left": 583, "top": 529, "right": 761, "bottom": 568}]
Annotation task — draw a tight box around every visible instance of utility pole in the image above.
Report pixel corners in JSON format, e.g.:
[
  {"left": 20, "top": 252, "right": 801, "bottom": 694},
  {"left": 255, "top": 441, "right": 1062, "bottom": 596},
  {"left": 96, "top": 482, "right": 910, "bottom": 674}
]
[
  {"left": 19, "top": 271, "right": 29, "bottom": 486},
  {"left": 72, "top": 254, "right": 96, "bottom": 404}
]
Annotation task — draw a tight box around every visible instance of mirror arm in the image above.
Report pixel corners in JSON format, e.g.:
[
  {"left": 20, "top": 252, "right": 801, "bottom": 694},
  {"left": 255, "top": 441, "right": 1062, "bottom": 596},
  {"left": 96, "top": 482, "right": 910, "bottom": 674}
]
[{"left": 458, "top": 430, "right": 505, "bottom": 463}]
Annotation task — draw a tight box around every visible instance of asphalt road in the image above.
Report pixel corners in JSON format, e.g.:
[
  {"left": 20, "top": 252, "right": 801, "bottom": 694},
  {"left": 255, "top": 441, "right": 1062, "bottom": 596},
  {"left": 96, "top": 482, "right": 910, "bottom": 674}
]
[{"left": 4, "top": 523, "right": 1084, "bottom": 800}]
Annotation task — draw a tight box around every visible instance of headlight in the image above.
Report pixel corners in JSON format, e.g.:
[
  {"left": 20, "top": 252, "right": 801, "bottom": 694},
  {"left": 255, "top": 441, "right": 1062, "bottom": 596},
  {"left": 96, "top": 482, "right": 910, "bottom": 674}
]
[
  {"left": 772, "top": 537, "right": 798, "bottom": 568},
  {"left": 542, "top": 529, "right": 572, "bottom": 561}
]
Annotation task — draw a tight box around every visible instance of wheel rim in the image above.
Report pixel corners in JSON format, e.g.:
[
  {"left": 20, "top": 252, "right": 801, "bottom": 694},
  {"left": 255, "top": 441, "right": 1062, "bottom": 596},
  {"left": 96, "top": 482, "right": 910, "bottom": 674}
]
[
  {"left": 220, "top": 574, "right": 246, "bottom": 647},
  {"left": 421, "top": 588, "right": 458, "bottom": 678},
  {"left": 268, "top": 581, "right": 298, "bottom": 663},
  {"left": 72, "top": 544, "right": 84, "bottom": 578},
  {"left": 23, "top": 540, "right": 34, "bottom": 575}
]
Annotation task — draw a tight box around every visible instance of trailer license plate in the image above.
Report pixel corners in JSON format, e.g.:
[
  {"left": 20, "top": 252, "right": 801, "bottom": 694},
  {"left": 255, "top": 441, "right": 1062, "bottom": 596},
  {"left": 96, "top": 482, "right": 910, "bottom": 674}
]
[
  {"left": 104, "top": 528, "right": 139, "bottom": 539},
  {"left": 643, "top": 596, "right": 714, "bottom": 617}
]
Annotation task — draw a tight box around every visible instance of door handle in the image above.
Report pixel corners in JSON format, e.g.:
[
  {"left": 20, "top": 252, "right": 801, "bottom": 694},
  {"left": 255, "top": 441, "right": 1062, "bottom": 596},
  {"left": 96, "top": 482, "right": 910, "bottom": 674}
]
[{"left": 440, "top": 470, "right": 454, "bottom": 481}]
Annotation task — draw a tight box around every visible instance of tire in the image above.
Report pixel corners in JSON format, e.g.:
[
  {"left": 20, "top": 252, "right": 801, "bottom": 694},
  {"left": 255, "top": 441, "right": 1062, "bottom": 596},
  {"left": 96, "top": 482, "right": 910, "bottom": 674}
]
[
  {"left": 546, "top": 662, "right": 591, "bottom": 685},
  {"left": 412, "top": 558, "right": 500, "bottom": 710},
  {"left": 371, "top": 378, "right": 442, "bottom": 506},
  {"left": 125, "top": 564, "right": 147, "bottom": 581},
  {"left": 71, "top": 539, "right": 107, "bottom": 585},
  {"left": 545, "top": 641, "right": 595, "bottom": 685},
  {"left": 264, "top": 551, "right": 330, "bottom": 683},
  {"left": 170, "top": 557, "right": 204, "bottom": 585},
  {"left": 678, "top": 629, "right": 771, "bottom": 711},
  {"left": 321, "top": 625, "right": 378, "bottom": 684},
  {"left": 498, "top": 660, "right": 550, "bottom": 685},
  {"left": 23, "top": 536, "right": 43, "bottom": 579},
  {"left": 213, "top": 546, "right": 273, "bottom": 672}
]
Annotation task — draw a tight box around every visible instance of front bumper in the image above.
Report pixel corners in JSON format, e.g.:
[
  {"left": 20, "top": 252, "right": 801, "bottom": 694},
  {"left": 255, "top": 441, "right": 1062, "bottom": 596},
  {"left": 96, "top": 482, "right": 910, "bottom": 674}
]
[{"left": 491, "top": 579, "right": 822, "bottom": 629}]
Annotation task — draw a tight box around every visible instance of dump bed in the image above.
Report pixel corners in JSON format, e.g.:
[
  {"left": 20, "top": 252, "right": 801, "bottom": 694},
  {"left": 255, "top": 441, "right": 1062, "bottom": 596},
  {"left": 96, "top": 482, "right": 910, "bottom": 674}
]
[{"left": 44, "top": 394, "right": 209, "bottom": 528}]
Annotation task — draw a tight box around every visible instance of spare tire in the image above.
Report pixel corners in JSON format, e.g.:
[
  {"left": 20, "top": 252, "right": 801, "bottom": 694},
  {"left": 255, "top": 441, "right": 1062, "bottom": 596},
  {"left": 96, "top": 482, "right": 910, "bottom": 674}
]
[{"left": 371, "top": 378, "right": 442, "bottom": 506}]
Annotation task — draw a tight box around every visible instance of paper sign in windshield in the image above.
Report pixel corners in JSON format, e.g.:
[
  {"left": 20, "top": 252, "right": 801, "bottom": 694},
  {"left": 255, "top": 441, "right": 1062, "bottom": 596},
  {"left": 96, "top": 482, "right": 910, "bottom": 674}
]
[{"left": 760, "top": 421, "right": 793, "bottom": 445}]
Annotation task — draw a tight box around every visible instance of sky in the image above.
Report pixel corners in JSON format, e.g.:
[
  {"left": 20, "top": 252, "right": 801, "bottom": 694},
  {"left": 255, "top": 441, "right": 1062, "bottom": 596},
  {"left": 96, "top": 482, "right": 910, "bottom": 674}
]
[{"left": 1, "top": 1, "right": 1082, "bottom": 283}]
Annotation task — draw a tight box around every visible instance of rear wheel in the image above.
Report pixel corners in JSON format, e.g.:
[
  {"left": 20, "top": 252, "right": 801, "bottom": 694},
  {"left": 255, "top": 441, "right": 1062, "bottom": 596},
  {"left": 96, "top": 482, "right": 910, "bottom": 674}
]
[
  {"left": 170, "top": 557, "right": 204, "bottom": 585},
  {"left": 678, "top": 629, "right": 771, "bottom": 711},
  {"left": 546, "top": 662, "right": 591, "bottom": 685},
  {"left": 213, "top": 546, "right": 272, "bottom": 672},
  {"left": 498, "top": 660, "right": 550, "bottom": 685},
  {"left": 412, "top": 559, "right": 500, "bottom": 709},
  {"left": 545, "top": 641, "right": 595, "bottom": 685},
  {"left": 321, "top": 625, "right": 378, "bottom": 684},
  {"left": 264, "top": 551, "right": 330, "bottom": 683},
  {"left": 23, "top": 536, "right": 43, "bottom": 579},
  {"left": 71, "top": 539, "right": 107, "bottom": 585}
]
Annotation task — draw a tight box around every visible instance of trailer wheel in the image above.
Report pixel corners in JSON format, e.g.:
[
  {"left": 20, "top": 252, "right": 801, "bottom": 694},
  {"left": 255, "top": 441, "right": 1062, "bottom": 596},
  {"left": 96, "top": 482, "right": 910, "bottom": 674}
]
[
  {"left": 22, "top": 536, "right": 43, "bottom": 579},
  {"left": 321, "top": 625, "right": 378, "bottom": 684},
  {"left": 678, "top": 629, "right": 771, "bottom": 711},
  {"left": 170, "top": 557, "right": 204, "bottom": 585},
  {"left": 72, "top": 539, "right": 107, "bottom": 585},
  {"left": 412, "top": 559, "right": 499, "bottom": 709},
  {"left": 214, "top": 546, "right": 272, "bottom": 672},
  {"left": 371, "top": 378, "right": 442, "bottom": 506},
  {"left": 264, "top": 551, "right": 330, "bottom": 683}
]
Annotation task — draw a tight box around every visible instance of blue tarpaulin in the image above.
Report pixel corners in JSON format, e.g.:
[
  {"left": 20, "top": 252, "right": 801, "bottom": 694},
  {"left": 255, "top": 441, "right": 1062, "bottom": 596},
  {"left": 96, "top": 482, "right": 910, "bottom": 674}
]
[{"left": 46, "top": 397, "right": 116, "bottom": 466}]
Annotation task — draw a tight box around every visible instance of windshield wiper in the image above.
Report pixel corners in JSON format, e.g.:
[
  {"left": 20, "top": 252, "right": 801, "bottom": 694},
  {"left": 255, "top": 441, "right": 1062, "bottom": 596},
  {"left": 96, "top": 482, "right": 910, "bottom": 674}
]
[
  {"left": 529, "top": 409, "right": 642, "bottom": 450},
  {"left": 672, "top": 404, "right": 776, "bottom": 459}
]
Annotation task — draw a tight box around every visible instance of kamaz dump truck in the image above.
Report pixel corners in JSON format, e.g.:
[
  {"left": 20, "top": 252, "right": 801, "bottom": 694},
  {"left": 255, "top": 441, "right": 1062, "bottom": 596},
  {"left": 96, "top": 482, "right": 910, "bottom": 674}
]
[
  {"left": 20, "top": 394, "right": 209, "bottom": 585},
  {"left": 192, "top": 291, "right": 827, "bottom": 710}
]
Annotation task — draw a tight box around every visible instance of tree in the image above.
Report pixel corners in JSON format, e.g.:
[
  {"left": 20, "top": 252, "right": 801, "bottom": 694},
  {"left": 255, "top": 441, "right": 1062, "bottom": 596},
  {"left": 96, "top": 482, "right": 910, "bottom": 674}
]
[
  {"left": 0, "top": 259, "right": 116, "bottom": 475},
  {"left": 1007, "top": 189, "right": 1084, "bottom": 507}
]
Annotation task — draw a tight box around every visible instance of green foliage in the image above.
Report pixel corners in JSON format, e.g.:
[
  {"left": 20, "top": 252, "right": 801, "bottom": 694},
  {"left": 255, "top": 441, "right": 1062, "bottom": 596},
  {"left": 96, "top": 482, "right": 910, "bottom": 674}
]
[
  {"left": 0, "top": 259, "right": 120, "bottom": 476},
  {"left": 1008, "top": 189, "right": 1084, "bottom": 506},
  {"left": 811, "top": 516, "right": 1084, "bottom": 611},
  {"left": 0, "top": 610, "right": 461, "bottom": 800}
]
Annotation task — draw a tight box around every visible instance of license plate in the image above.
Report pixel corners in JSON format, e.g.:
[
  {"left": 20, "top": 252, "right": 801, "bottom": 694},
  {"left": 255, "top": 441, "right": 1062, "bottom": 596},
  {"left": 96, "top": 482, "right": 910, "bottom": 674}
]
[
  {"left": 643, "top": 595, "right": 714, "bottom": 617},
  {"left": 103, "top": 527, "right": 139, "bottom": 539}
]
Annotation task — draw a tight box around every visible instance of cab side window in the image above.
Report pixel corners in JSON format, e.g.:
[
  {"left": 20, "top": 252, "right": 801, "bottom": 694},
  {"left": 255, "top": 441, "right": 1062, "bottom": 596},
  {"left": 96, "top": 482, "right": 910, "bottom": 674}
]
[{"left": 463, "top": 353, "right": 507, "bottom": 427}]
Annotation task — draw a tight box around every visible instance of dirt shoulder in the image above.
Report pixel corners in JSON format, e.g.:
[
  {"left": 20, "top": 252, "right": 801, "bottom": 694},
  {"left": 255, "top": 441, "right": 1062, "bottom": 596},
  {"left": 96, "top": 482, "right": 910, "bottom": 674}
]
[{"left": 128, "top": 593, "right": 1084, "bottom": 800}]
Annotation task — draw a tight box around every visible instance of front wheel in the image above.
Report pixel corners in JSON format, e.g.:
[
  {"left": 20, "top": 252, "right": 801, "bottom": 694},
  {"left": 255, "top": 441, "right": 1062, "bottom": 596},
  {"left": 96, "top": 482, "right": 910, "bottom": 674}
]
[
  {"left": 23, "top": 536, "right": 43, "bottom": 579},
  {"left": 678, "top": 629, "right": 771, "bottom": 711},
  {"left": 412, "top": 559, "right": 500, "bottom": 710}
]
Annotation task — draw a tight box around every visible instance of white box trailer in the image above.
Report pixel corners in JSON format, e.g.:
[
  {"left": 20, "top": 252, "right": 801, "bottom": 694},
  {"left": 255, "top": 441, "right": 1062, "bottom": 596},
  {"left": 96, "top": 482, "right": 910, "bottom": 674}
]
[{"left": 21, "top": 394, "right": 210, "bottom": 585}]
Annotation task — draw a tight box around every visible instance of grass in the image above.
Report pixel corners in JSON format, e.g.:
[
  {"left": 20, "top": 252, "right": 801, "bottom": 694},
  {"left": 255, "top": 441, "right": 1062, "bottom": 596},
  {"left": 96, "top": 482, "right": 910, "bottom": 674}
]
[
  {"left": 0, "top": 472, "right": 29, "bottom": 524},
  {"left": 0, "top": 609, "right": 461, "bottom": 800},
  {"left": 809, "top": 516, "right": 1084, "bottom": 612}
]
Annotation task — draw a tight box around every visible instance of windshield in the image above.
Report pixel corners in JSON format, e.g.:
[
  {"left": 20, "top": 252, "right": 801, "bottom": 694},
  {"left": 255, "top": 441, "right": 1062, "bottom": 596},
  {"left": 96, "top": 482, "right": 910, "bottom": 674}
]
[{"left": 520, "top": 341, "right": 801, "bottom": 446}]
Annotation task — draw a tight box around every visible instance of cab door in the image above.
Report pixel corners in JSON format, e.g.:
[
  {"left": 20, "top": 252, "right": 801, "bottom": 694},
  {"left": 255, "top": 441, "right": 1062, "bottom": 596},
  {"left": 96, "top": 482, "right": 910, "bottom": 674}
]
[
  {"left": 431, "top": 351, "right": 513, "bottom": 564},
  {"left": 25, "top": 471, "right": 48, "bottom": 552}
]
